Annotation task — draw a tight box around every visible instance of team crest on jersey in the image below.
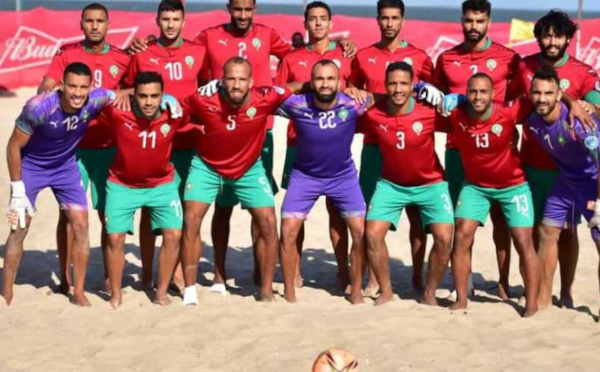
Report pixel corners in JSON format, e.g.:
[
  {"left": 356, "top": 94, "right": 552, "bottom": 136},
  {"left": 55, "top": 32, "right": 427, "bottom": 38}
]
[
  {"left": 585, "top": 136, "right": 599, "bottom": 150},
  {"left": 274, "top": 85, "right": 286, "bottom": 95},
  {"left": 332, "top": 59, "right": 341, "bottom": 68},
  {"left": 338, "top": 108, "right": 349, "bottom": 121},
  {"left": 247, "top": 107, "right": 257, "bottom": 119},
  {"left": 252, "top": 38, "right": 261, "bottom": 50},
  {"left": 560, "top": 78, "right": 571, "bottom": 91},
  {"left": 403, "top": 57, "right": 413, "bottom": 66},
  {"left": 160, "top": 124, "right": 171, "bottom": 137},
  {"left": 486, "top": 59, "right": 497, "bottom": 71},
  {"left": 109, "top": 65, "right": 119, "bottom": 78},
  {"left": 412, "top": 122, "right": 423, "bottom": 135},
  {"left": 185, "top": 55, "right": 194, "bottom": 68},
  {"left": 491, "top": 123, "right": 503, "bottom": 136}
]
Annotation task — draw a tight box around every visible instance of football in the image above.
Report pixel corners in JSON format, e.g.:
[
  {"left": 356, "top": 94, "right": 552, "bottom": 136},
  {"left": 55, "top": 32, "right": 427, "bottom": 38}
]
[{"left": 312, "top": 348, "right": 359, "bottom": 372}]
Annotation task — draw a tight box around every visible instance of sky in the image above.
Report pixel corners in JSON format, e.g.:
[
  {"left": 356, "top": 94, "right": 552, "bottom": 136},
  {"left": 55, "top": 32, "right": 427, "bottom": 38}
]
[{"left": 198, "top": 0, "right": 599, "bottom": 12}]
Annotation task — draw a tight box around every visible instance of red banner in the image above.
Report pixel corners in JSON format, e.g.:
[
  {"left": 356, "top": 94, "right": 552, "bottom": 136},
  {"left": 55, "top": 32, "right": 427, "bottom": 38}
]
[{"left": 1, "top": 8, "right": 600, "bottom": 90}]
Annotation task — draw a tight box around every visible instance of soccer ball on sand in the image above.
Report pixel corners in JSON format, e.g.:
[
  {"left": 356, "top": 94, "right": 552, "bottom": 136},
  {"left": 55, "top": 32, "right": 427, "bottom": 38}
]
[{"left": 312, "top": 348, "right": 359, "bottom": 372}]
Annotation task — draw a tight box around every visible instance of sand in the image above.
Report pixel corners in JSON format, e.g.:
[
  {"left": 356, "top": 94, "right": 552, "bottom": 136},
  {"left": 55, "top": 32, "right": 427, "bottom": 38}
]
[{"left": 0, "top": 88, "right": 599, "bottom": 372}]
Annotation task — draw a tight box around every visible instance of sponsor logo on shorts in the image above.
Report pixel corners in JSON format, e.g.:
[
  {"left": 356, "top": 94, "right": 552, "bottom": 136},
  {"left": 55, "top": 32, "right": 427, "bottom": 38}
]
[{"left": 186, "top": 183, "right": 193, "bottom": 191}]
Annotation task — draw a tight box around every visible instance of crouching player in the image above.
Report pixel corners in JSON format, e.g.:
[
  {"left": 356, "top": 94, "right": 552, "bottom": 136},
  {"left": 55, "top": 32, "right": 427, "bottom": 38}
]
[
  {"left": 525, "top": 68, "right": 600, "bottom": 314},
  {"left": 101, "top": 72, "right": 186, "bottom": 308}
]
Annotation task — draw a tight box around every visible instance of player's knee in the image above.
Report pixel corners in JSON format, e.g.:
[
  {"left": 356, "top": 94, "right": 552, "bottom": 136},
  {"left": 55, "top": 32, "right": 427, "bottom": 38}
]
[
  {"left": 433, "top": 231, "right": 453, "bottom": 251},
  {"left": 163, "top": 229, "right": 182, "bottom": 246},
  {"left": 183, "top": 211, "right": 201, "bottom": 232},
  {"left": 349, "top": 224, "right": 365, "bottom": 243},
  {"left": 365, "top": 228, "right": 383, "bottom": 252},
  {"left": 70, "top": 219, "right": 89, "bottom": 240},
  {"left": 257, "top": 213, "right": 277, "bottom": 237}
]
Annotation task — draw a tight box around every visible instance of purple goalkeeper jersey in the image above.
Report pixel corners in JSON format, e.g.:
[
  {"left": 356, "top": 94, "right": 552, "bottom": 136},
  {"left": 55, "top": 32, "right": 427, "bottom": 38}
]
[
  {"left": 277, "top": 92, "right": 369, "bottom": 178},
  {"left": 525, "top": 102, "right": 600, "bottom": 185},
  {"left": 16, "top": 89, "right": 112, "bottom": 169}
]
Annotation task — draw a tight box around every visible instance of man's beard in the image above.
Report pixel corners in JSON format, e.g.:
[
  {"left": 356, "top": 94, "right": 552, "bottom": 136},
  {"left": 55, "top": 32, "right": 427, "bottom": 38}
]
[
  {"left": 540, "top": 42, "right": 569, "bottom": 62},
  {"left": 314, "top": 89, "right": 337, "bottom": 104},
  {"left": 463, "top": 28, "right": 486, "bottom": 43}
]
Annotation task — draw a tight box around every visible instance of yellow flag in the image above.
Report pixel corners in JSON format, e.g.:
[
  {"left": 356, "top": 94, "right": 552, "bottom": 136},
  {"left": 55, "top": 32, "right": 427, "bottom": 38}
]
[{"left": 509, "top": 18, "right": 535, "bottom": 47}]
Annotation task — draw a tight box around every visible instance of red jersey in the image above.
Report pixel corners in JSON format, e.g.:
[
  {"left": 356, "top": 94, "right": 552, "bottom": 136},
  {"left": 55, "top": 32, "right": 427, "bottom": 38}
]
[
  {"left": 45, "top": 42, "right": 130, "bottom": 149},
  {"left": 100, "top": 105, "right": 188, "bottom": 188},
  {"left": 275, "top": 41, "right": 352, "bottom": 146},
  {"left": 446, "top": 99, "right": 532, "bottom": 188},
  {"left": 433, "top": 39, "right": 522, "bottom": 149},
  {"left": 518, "top": 53, "right": 600, "bottom": 170},
  {"left": 349, "top": 41, "right": 434, "bottom": 145},
  {"left": 124, "top": 39, "right": 207, "bottom": 151},
  {"left": 195, "top": 23, "right": 291, "bottom": 88},
  {"left": 358, "top": 99, "right": 445, "bottom": 186},
  {"left": 182, "top": 86, "right": 292, "bottom": 179}
]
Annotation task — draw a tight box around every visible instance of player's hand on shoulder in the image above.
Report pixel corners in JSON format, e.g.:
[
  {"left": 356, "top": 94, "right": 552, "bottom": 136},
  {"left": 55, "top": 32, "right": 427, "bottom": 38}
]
[
  {"left": 416, "top": 82, "right": 444, "bottom": 107},
  {"left": 112, "top": 93, "right": 132, "bottom": 112},
  {"left": 8, "top": 181, "right": 34, "bottom": 231},
  {"left": 577, "top": 100, "right": 595, "bottom": 115},
  {"left": 338, "top": 38, "right": 357, "bottom": 59},
  {"left": 161, "top": 94, "right": 183, "bottom": 119},
  {"left": 343, "top": 87, "right": 369, "bottom": 105},
  {"left": 569, "top": 100, "right": 596, "bottom": 132},
  {"left": 198, "top": 79, "right": 221, "bottom": 97},
  {"left": 439, "top": 94, "right": 466, "bottom": 117},
  {"left": 127, "top": 35, "right": 154, "bottom": 55}
]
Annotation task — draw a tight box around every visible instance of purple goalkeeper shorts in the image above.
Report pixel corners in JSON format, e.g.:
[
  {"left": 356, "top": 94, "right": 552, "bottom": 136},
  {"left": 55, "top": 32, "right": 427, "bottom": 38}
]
[
  {"left": 542, "top": 177, "right": 600, "bottom": 242},
  {"left": 281, "top": 168, "right": 366, "bottom": 220},
  {"left": 22, "top": 159, "right": 87, "bottom": 211}
]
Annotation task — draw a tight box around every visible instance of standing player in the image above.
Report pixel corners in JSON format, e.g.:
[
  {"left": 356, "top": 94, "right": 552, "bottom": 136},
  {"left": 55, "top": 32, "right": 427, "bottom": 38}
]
[
  {"left": 434, "top": 0, "right": 522, "bottom": 299},
  {"left": 444, "top": 73, "right": 540, "bottom": 317},
  {"left": 517, "top": 10, "right": 600, "bottom": 308},
  {"left": 4, "top": 63, "right": 113, "bottom": 306},
  {"left": 275, "top": 1, "right": 353, "bottom": 291},
  {"left": 523, "top": 68, "right": 600, "bottom": 312},
  {"left": 101, "top": 72, "right": 186, "bottom": 308},
  {"left": 124, "top": 0, "right": 206, "bottom": 291},
  {"left": 361, "top": 62, "right": 454, "bottom": 307},
  {"left": 38, "top": 3, "right": 130, "bottom": 294},
  {"left": 179, "top": 57, "right": 303, "bottom": 305},
  {"left": 349, "top": 0, "right": 439, "bottom": 293},
  {"left": 277, "top": 60, "right": 368, "bottom": 305}
]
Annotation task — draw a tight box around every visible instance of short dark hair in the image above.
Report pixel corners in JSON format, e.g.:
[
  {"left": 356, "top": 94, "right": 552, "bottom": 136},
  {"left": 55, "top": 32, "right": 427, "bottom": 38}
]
[
  {"left": 157, "top": 0, "right": 185, "bottom": 17},
  {"left": 377, "top": 0, "right": 405, "bottom": 18},
  {"left": 229, "top": 0, "right": 256, "bottom": 4},
  {"left": 532, "top": 67, "right": 560, "bottom": 87},
  {"left": 81, "top": 2, "right": 108, "bottom": 20},
  {"left": 304, "top": 1, "right": 332, "bottom": 22},
  {"left": 64, "top": 62, "right": 92, "bottom": 80},
  {"left": 462, "top": 0, "right": 491, "bottom": 17},
  {"left": 385, "top": 61, "right": 413, "bottom": 81},
  {"left": 534, "top": 10, "right": 577, "bottom": 40},
  {"left": 134, "top": 71, "right": 164, "bottom": 91},
  {"left": 224, "top": 56, "right": 253, "bottom": 75},
  {"left": 468, "top": 72, "right": 494, "bottom": 87}
]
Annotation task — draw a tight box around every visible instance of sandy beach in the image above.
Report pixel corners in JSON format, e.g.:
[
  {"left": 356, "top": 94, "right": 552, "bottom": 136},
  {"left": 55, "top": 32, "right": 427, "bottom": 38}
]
[{"left": 0, "top": 88, "right": 599, "bottom": 371}]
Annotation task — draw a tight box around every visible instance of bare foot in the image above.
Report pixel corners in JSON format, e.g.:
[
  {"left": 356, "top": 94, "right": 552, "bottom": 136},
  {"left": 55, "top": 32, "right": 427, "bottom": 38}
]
[
  {"left": 412, "top": 276, "right": 424, "bottom": 293},
  {"left": 374, "top": 292, "right": 393, "bottom": 306},
  {"left": 153, "top": 294, "right": 172, "bottom": 306},
  {"left": 364, "top": 283, "right": 380, "bottom": 298},
  {"left": 283, "top": 290, "right": 297, "bottom": 303},
  {"left": 3, "top": 289, "right": 13, "bottom": 306},
  {"left": 559, "top": 294, "right": 574, "bottom": 309},
  {"left": 294, "top": 274, "right": 304, "bottom": 288},
  {"left": 104, "top": 278, "right": 111, "bottom": 294},
  {"left": 348, "top": 292, "right": 365, "bottom": 305},
  {"left": 47, "top": 281, "right": 71, "bottom": 296},
  {"left": 523, "top": 306, "right": 538, "bottom": 318},
  {"left": 449, "top": 300, "right": 467, "bottom": 311},
  {"left": 419, "top": 291, "right": 438, "bottom": 306},
  {"left": 497, "top": 282, "right": 510, "bottom": 301},
  {"left": 537, "top": 297, "right": 552, "bottom": 310},
  {"left": 258, "top": 290, "right": 275, "bottom": 302},
  {"left": 109, "top": 295, "right": 122, "bottom": 309},
  {"left": 71, "top": 293, "right": 91, "bottom": 307}
]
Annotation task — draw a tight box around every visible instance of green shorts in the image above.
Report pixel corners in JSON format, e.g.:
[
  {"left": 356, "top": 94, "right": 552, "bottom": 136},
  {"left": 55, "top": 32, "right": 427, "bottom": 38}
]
[
  {"left": 281, "top": 145, "right": 297, "bottom": 190},
  {"left": 76, "top": 147, "right": 116, "bottom": 210},
  {"left": 359, "top": 144, "right": 383, "bottom": 205},
  {"left": 524, "top": 165, "right": 560, "bottom": 224},
  {"left": 455, "top": 183, "right": 534, "bottom": 228},
  {"left": 105, "top": 180, "right": 183, "bottom": 235},
  {"left": 185, "top": 155, "right": 275, "bottom": 209},
  {"left": 171, "top": 149, "right": 194, "bottom": 198},
  {"left": 216, "top": 130, "right": 278, "bottom": 208},
  {"left": 444, "top": 148, "right": 465, "bottom": 206},
  {"left": 367, "top": 179, "right": 454, "bottom": 231}
]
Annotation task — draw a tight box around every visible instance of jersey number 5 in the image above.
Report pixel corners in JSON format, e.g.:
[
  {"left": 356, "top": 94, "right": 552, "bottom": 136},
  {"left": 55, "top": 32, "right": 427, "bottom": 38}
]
[{"left": 227, "top": 115, "right": 236, "bottom": 131}]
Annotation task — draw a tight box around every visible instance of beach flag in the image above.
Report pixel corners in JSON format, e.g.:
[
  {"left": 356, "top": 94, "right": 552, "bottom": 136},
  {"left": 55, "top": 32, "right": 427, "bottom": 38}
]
[{"left": 509, "top": 18, "right": 535, "bottom": 47}]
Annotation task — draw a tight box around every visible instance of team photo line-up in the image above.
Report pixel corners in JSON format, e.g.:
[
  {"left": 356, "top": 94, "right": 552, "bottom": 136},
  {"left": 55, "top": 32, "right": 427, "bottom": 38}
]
[{"left": 5, "top": 0, "right": 600, "bottom": 317}]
